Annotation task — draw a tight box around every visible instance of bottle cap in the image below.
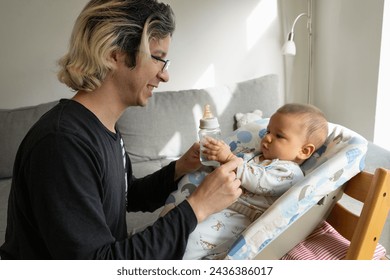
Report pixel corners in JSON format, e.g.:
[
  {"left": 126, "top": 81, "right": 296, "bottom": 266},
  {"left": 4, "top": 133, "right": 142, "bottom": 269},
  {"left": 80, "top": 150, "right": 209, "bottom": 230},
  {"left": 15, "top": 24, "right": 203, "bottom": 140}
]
[{"left": 199, "top": 104, "right": 220, "bottom": 129}]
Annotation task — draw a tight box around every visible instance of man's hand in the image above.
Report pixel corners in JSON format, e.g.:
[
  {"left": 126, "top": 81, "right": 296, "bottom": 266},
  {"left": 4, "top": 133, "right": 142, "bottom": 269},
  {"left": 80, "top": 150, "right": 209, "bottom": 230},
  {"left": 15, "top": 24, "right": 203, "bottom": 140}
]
[
  {"left": 187, "top": 157, "right": 243, "bottom": 223},
  {"left": 174, "top": 142, "right": 202, "bottom": 181}
]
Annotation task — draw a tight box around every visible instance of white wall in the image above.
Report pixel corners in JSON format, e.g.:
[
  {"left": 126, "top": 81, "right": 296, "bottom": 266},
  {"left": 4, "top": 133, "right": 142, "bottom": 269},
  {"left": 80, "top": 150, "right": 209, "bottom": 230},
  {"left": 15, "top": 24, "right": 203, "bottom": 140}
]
[
  {"left": 0, "top": 0, "right": 386, "bottom": 144},
  {"left": 279, "top": 0, "right": 311, "bottom": 104},
  {"left": 159, "top": 0, "right": 284, "bottom": 94},
  {"left": 280, "top": 0, "right": 385, "bottom": 142},
  {"left": 0, "top": 0, "right": 284, "bottom": 109},
  {"left": 0, "top": 0, "right": 89, "bottom": 108},
  {"left": 374, "top": 0, "right": 390, "bottom": 150},
  {"left": 312, "top": 0, "right": 384, "bottom": 141}
]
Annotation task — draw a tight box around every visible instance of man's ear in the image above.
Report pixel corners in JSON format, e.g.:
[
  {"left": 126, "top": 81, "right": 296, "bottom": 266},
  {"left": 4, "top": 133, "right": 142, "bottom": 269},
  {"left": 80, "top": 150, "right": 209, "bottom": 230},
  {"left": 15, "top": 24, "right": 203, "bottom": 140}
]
[
  {"left": 299, "top": 143, "right": 316, "bottom": 160},
  {"left": 108, "top": 50, "right": 126, "bottom": 68}
]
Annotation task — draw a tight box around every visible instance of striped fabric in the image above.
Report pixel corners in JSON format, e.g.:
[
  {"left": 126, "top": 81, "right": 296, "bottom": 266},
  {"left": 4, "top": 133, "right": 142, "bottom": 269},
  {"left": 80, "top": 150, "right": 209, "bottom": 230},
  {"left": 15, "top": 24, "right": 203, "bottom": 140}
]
[{"left": 281, "top": 221, "right": 387, "bottom": 260}]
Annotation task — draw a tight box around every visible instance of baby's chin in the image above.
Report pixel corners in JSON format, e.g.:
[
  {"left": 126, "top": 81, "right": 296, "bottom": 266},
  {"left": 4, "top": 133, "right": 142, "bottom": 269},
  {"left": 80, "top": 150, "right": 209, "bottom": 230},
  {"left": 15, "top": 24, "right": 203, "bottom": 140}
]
[
  {"left": 260, "top": 150, "right": 272, "bottom": 159},
  {"left": 260, "top": 152, "right": 272, "bottom": 161}
]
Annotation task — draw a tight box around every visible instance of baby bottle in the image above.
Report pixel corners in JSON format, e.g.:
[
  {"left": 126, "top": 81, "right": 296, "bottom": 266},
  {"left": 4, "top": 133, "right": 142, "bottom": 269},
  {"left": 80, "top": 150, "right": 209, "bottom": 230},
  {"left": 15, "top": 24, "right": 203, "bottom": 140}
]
[{"left": 199, "top": 104, "right": 221, "bottom": 167}]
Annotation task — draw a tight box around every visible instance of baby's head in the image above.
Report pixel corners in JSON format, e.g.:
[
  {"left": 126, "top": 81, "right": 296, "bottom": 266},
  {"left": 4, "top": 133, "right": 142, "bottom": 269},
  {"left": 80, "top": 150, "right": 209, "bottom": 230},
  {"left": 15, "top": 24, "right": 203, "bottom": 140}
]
[{"left": 261, "top": 103, "right": 328, "bottom": 165}]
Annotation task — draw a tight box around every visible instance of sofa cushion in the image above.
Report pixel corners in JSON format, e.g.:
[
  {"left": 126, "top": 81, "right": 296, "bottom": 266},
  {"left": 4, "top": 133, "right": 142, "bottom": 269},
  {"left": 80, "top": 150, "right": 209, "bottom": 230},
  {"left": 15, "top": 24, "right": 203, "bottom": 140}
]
[
  {"left": 117, "top": 74, "right": 281, "bottom": 163},
  {"left": 0, "top": 101, "right": 58, "bottom": 178}
]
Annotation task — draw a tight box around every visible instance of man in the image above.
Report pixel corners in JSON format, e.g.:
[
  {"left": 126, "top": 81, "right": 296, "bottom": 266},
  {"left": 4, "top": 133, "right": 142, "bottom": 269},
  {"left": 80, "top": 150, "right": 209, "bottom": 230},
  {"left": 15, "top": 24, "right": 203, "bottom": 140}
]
[{"left": 0, "top": 0, "right": 242, "bottom": 259}]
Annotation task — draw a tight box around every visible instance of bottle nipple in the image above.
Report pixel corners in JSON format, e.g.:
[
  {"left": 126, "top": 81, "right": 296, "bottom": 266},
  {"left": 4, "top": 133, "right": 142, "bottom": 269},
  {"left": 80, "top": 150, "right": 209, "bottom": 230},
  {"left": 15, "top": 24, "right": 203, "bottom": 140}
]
[
  {"left": 203, "top": 104, "right": 213, "bottom": 119},
  {"left": 199, "top": 104, "right": 219, "bottom": 129}
]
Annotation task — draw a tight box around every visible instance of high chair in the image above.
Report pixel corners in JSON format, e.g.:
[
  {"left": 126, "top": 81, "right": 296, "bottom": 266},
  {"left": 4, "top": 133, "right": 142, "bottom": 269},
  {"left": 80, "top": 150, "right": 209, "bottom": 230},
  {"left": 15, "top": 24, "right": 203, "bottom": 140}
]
[{"left": 281, "top": 168, "right": 390, "bottom": 260}]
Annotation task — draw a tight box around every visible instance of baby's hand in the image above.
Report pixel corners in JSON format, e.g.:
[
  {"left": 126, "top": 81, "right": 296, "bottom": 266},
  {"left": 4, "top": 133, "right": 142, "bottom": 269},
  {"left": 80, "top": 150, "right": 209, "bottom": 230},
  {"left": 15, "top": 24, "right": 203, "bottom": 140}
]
[{"left": 202, "top": 137, "right": 235, "bottom": 164}]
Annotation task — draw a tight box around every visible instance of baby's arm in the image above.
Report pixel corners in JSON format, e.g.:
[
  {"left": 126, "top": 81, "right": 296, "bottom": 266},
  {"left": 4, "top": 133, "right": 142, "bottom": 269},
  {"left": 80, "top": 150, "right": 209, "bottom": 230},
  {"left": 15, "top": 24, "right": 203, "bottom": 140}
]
[
  {"left": 202, "top": 137, "right": 236, "bottom": 164},
  {"left": 237, "top": 160, "right": 304, "bottom": 196}
]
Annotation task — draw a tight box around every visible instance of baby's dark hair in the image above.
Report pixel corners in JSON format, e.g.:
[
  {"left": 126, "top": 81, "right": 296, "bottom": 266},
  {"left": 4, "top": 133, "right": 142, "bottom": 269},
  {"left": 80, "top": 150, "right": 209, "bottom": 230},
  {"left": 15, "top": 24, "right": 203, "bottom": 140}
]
[{"left": 277, "top": 103, "right": 328, "bottom": 151}]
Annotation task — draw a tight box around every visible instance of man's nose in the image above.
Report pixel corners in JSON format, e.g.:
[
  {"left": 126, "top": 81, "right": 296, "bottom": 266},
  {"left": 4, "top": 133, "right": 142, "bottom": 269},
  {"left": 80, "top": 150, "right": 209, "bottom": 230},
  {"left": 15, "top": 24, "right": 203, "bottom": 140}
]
[{"left": 158, "top": 70, "right": 169, "bottom": 83}]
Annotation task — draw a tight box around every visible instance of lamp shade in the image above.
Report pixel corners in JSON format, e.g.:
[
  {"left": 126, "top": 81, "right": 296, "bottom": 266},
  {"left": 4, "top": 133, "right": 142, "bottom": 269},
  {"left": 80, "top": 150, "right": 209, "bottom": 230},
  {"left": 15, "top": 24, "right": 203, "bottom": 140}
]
[{"left": 282, "top": 39, "right": 296, "bottom": 56}]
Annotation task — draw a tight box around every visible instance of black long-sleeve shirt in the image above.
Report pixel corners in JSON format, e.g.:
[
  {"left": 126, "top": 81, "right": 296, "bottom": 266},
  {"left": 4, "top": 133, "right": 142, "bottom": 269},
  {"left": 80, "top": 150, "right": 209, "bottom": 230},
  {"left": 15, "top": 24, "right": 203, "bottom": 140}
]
[{"left": 0, "top": 99, "right": 197, "bottom": 259}]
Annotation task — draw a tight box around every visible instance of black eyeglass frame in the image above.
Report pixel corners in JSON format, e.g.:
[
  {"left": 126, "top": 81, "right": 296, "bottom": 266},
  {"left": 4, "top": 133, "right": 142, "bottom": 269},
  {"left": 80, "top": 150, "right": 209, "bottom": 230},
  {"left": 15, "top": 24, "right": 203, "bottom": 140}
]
[{"left": 151, "top": 55, "right": 170, "bottom": 72}]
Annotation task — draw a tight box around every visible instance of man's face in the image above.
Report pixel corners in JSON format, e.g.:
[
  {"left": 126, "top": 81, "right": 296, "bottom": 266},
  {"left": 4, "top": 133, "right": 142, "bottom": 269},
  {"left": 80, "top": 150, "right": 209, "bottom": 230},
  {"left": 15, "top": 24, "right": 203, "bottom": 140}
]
[{"left": 113, "top": 36, "right": 171, "bottom": 107}]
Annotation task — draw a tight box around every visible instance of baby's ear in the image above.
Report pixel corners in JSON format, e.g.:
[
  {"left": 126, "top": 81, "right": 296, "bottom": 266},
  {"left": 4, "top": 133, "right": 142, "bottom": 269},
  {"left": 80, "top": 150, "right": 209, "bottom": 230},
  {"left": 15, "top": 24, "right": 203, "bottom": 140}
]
[{"left": 300, "top": 144, "right": 316, "bottom": 160}]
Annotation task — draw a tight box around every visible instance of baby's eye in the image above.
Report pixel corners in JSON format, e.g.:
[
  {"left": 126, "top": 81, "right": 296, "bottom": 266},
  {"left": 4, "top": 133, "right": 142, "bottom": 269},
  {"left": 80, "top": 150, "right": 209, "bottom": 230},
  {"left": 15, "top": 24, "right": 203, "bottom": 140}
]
[{"left": 276, "top": 134, "right": 284, "bottom": 139}]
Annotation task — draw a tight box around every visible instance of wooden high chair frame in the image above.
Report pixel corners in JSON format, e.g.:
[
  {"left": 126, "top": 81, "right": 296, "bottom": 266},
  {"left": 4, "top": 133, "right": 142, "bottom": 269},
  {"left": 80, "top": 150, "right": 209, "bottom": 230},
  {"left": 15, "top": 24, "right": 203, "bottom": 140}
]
[
  {"left": 255, "top": 168, "right": 390, "bottom": 260},
  {"left": 327, "top": 167, "right": 390, "bottom": 259}
]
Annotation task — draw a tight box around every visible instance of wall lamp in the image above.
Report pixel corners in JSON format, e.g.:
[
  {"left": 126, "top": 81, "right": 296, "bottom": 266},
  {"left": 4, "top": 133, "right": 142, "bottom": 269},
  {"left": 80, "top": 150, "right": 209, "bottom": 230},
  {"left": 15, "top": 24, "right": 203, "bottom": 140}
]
[
  {"left": 281, "top": 0, "right": 313, "bottom": 104},
  {"left": 282, "top": 12, "right": 310, "bottom": 56}
]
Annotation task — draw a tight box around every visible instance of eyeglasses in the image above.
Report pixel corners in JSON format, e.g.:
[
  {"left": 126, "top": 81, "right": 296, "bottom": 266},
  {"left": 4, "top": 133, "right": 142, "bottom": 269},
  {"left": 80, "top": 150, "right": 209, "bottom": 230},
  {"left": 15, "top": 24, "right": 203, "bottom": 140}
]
[{"left": 151, "top": 55, "right": 170, "bottom": 72}]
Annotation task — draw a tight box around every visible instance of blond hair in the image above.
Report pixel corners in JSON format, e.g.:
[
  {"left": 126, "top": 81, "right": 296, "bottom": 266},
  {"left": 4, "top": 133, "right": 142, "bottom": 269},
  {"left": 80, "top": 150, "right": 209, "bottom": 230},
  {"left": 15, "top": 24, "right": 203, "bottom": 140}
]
[
  {"left": 57, "top": 0, "right": 175, "bottom": 91},
  {"left": 277, "top": 103, "right": 328, "bottom": 150}
]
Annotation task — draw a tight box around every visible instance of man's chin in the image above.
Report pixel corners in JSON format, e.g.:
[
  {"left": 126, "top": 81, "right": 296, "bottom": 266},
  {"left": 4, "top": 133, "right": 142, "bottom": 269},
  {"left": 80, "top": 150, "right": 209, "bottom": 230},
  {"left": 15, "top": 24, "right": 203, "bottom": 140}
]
[{"left": 138, "top": 98, "right": 149, "bottom": 107}]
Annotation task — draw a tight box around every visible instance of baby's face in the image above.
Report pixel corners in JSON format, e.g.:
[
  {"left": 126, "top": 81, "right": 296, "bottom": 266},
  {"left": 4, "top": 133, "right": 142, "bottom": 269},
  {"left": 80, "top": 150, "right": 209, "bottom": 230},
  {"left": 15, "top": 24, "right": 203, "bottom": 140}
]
[{"left": 260, "top": 112, "right": 307, "bottom": 163}]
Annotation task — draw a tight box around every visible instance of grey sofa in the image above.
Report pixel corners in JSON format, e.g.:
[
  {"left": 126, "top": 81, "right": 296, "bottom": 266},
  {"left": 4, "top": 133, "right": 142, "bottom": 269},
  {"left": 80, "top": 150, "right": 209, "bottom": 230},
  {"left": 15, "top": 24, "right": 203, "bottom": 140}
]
[{"left": 1, "top": 74, "right": 389, "bottom": 256}]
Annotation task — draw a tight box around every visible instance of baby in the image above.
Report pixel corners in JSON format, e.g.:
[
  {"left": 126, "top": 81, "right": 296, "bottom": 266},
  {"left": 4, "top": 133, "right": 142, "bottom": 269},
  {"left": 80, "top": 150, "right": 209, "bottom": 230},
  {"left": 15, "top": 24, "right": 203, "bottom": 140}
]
[
  {"left": 202, "top": 103, "right": 328, "bottom": 222},
  {"left": 163, "top": 103, "right": 328, "bottom": 259}
]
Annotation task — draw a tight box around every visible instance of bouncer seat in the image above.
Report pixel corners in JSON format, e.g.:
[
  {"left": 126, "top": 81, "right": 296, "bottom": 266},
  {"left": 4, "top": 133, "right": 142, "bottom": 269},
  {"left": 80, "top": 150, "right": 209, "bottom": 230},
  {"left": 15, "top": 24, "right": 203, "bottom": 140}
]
[{"left": 162, "top": 118, "right": 388, "bottom": 260}]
